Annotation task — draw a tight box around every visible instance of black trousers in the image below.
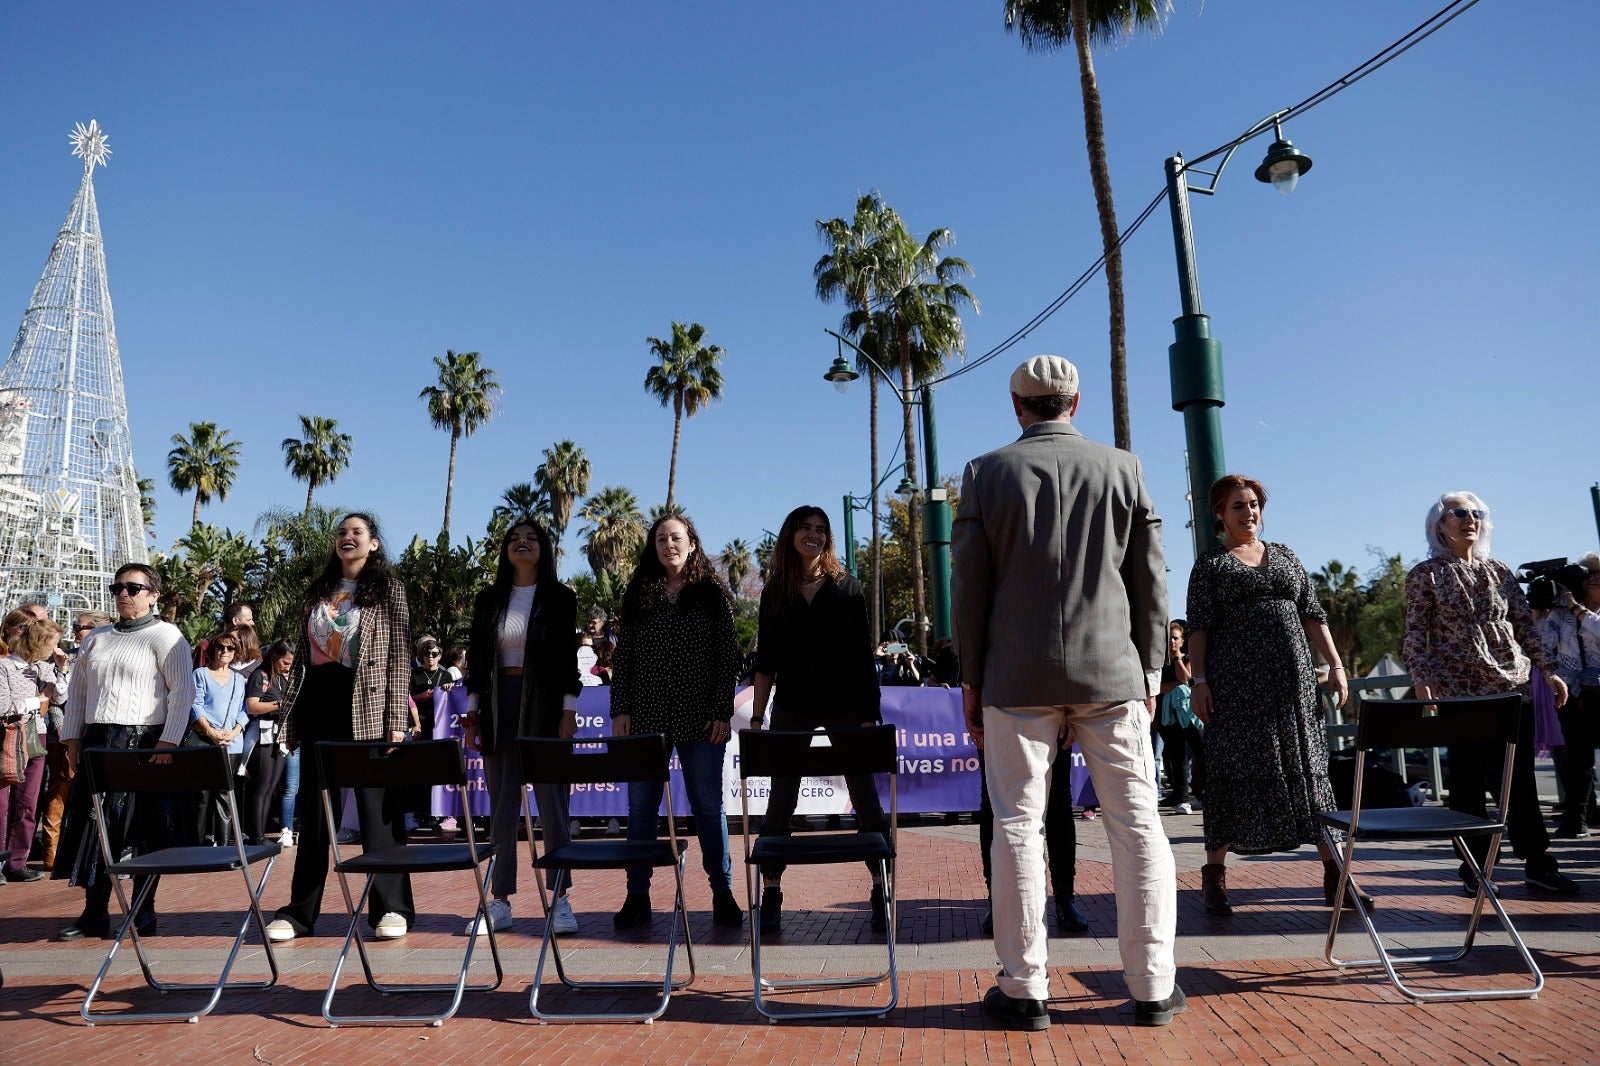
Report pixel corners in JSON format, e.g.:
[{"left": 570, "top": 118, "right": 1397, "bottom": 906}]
[
  {"left": 1157, "top": 719, "right": 1205, "bottom": 805},
  {"left": 977, "top": 748, "right": 1077, "bottom": 898},
  {"left": 1447, "top": 696, "right": 1555, "bottom": 873},
  {"left": 756, "top": 710, "right": 891, "bottom": 881},
  {"left": 274, "top": 664, "right": 414, "bottom": 934},
  {"left": 243, "top": 740, "right": 287, "bottom": 842},
  {"left": 58, "top": 723, "right": 171, "bottom": 923},
  {"left": 1555, "top": 686, "right": 1600, "bottom": 829}
]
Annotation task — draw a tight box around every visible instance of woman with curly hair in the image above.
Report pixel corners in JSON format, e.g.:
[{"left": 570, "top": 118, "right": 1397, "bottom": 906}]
[
  {"left": 610, "top": 513, "right": 744, "bottom": 930},
  {"left": 265, "top": 512, "right": 416, "bottom": 943}
]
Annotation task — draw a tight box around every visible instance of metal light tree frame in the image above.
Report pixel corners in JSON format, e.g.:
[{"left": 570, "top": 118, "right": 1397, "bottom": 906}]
[{"left": 0, "top": 121, "right": 147, "bottom": 619}]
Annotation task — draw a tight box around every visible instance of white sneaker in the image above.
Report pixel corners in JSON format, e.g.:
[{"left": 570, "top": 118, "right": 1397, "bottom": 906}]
[
  {"left": 1174, "top": 802, "right": 1194, "bottom": 815},
  {"left": 550, "top": 896, "right": 578, "bottom": 936},
  {"left": 264, "top": 919, "right": 297, "bottom": 943},
  {"left": 466, "top": 898, "right": 513, "bottom": 936},
  {"left": 374, "top": 912, "right": 408, "bottom": 940},
  {"left": 276, "top": 828, "right": 295, "bottom": 848}
]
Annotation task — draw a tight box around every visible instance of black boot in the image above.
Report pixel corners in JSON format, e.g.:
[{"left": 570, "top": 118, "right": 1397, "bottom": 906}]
[
  {"left": 759, "top": 885, "right": 783, "bottom": 934},
  {"left": 869, "top": 884, "right": 888, "bottom": 932}
]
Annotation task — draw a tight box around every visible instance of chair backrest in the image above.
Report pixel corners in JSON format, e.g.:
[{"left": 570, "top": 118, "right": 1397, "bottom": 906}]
[
  {"left": 316, "top": 739, "right": 467, "bottom": 790},
  {"left": 737, "top": 725, "right": 897, "bottom": 780},
  {"left": 86, "top": 745, "right": 233, "bottom": 795},
  {"left": 1354, "top": 695, "right": 1521, "bottom": 752},
  {"left": 515, "top": 734, "right": 670, "bottom": 786}
]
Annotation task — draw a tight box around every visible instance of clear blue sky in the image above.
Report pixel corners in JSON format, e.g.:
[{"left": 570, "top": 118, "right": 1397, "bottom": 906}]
[{"left": 2, "top": 1, "right": 1596, "bottom": 617}]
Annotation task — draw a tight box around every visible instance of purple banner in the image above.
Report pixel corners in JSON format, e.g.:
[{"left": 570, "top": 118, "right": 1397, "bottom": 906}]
[{"left": 429, "top": 684, "right": 1096, "bottom": 819}]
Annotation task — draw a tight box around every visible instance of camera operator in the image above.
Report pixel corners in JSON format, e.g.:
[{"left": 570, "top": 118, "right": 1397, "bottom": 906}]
[{"left": 1535, "top": 553, "right": 1600, "bottom": 837}]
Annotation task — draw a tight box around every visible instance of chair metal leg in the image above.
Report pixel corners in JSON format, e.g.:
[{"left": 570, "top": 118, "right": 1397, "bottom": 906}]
[
  {"left": 322, "top": 855, "right": 504, "bottom": 1027},
  {"left": 82, "top": 859, "right": 282, "bottom": 1025},
  {"left": 1322, "top": 827, "right": 1543, "bottom": 1003}
]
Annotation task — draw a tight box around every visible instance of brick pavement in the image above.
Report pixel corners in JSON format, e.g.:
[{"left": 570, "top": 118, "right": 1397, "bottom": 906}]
[{"left": 3, "top": 809, "right": 1598, "bottom": 1064}]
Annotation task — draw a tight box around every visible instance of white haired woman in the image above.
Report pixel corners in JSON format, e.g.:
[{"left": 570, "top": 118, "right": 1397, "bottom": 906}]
[{"left": 1402, "top": 491, "right": 1577, "bottom": 895}]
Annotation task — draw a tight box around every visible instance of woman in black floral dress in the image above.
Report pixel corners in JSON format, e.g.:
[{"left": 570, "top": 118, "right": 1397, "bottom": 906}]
[{"left": 1186, "top": 474, "right": 1361, "bottom": 916}]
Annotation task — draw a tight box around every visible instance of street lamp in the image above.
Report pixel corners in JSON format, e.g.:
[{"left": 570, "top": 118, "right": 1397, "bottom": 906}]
[
  {"left": 1166, "top": 109, "right": 1313, "bottom": 562},
  {"left": 823, "top": 329, "right": 952, "bottom": 646}
]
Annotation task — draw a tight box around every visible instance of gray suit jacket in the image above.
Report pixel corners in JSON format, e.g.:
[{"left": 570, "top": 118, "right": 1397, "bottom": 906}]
[{"left": 952, "top": 420, "right": 1167, "bottom": 707}]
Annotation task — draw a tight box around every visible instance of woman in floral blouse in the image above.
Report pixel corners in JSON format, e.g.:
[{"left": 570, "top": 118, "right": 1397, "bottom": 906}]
[
  {"left": 610, "top": 513, "right": 744, "bottom": 930},
  {"left": 1402, "top": 490, "right": 1577, "bottom": 895}
]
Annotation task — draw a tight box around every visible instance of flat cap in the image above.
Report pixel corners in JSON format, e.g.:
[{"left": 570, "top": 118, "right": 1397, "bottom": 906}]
[{"left": 1009, "top": 355, "right": 1079, "bottom": 398}]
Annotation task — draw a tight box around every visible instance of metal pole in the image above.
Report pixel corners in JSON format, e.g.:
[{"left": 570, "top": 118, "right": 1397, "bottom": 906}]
[
  {"left": 1166, "top": 153, "right": 1227, "bottom": 563},
  {"left": 842, "top": 495, "right": 858, "bottom": 578},
  {"left": 1592, "top": 483, "right": 1600, "bottom": 548},
  {"left": 919, "top": 384, "right": 952, "bottom": 644}
]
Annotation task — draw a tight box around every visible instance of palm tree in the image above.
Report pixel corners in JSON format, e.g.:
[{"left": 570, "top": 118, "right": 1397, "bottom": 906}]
[
  {"left": 419, "top": 349, "right": 502, "bottom": 538},
  {"left": 1004, "top": 0, "right": 1172, "bottom": 450},
  {"left": 536, "top": 439, "right": 592, "bottom": 552},
  {"left": 281, "top": 414, "right": 354, "bottom": 515},
  {"left": 577, "top": 485, "right": 646, "bottom": 577},
  {"left": 486, "top": 482, "right": 552, "bottom": 546},
  {"left": 642, "top": 321, "right": 725, "bottom": 512},
  {"left": 816, "top": 192, "right": 894, "bottom": 642},
  {"left": 872, "top": 214, "right": 978, "bottom": 656},
  {"left": 167, "top": 421, "right": 243, "bottom": 528},
  {"left": 722, "top": 538, "right": 754, "bottom": 599},
  {"left": 136, "top": 476, "right": 158, "bottom": 541}
]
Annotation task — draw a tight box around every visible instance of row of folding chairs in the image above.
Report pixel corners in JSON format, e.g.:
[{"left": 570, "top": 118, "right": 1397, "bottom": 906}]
[{"left": 73, "top": 724, "right": 900, "bottom": 1027}]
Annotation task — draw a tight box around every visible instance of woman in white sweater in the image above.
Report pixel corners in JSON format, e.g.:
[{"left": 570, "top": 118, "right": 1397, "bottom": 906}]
[{"left": 53, "top": 563, "right": 196, "bottom": 942}]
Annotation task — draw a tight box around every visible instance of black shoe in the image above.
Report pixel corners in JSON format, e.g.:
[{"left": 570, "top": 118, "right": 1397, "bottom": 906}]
[
  {"left": 1054, "top": 897, "right": 1089, "bottom": 933},
  {"left": 613, "top": 892, "right": 652, "bottom": 929},
  {"left": 980, "top": 904, "right": 993, "bottom": 937},
  {"left": 712, "top": 889, "right": 744, "bottom": 927},
  {"left": 870, "top": 884, "right": 888, "bottom": 932},
  {"left": 4, "top": 867, "right": 44, "bottom": 882},
  {"left": 124, "top": 913, "right": 158, "bottom": 938},
  {"left": 981, "top": 985, "right": 1049, "bottom": 1032},
  {"left": 759, "top": 886, "right": 783, "bottom": 935},
  {"left": 1553, "top": 823, "right": 1592, "bottom": 839},
  {"left": 1526, "top": 865, "right": 1580, "bottom": 895},
  {"left": 1133, "top": 985, "right": 1188, "bottom": 1027},
  {"left": 55, "top": 915, "right": 110, "bottom": 941}
]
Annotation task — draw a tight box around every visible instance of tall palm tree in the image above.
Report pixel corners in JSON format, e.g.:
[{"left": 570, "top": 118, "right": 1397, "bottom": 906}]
[
  {"left": 873, "top": 214, "right": 978, "bottom": 656},
  {"left": 136, "top": 476, "right": 158, "bottom": 541},
  {"left": 419, "top": 349, "right": 501, "bottom": 538},
  {"left": 722, "top": 538, "right": 754, "bottom": 599},
  {"left": 643, "top": 321, "right": 725, "bottom": 512},
  {"left": 280, "top": 414, "right": 354, "bottom": 515},
  {"left": 816, "top": 192, "right": 894, "bottom": 642},
  {"left": 536, "top": 439, "right": 592, "bottom": 552},
  {"left": 1004, "top": 0, "right": 1172, "bottom": 450},
  {"left": 486, "top": 482, "right": 552, "bottom": 547},
  {"left": 577, "top": 485, "right": 646, "bottom": 577},
  {"left": 167, "top": 421, "right": 243, "bottom": 528}
]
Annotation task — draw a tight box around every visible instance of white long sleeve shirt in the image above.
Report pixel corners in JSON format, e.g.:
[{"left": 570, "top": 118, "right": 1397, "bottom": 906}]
[{"left": 62, "top": 620, "right": 196, "bottom": 746}]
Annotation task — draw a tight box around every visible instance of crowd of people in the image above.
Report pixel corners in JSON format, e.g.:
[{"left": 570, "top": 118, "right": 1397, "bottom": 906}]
[{"left": 0, "top": 355, "right": 1594, "bottom": 1034}]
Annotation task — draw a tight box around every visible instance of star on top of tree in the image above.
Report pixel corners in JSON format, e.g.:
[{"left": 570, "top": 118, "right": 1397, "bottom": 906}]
[{"left": 70, "top": 120, "right": 111, "bottom": 171}]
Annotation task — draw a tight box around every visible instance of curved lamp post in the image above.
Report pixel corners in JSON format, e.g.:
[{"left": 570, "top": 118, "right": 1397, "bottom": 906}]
[
  {"left": 824, "top": 330, "right": 952, "bottom": 644},
  {"left": 1167, "top": 111, "right": 1312, "bottom": 561}
]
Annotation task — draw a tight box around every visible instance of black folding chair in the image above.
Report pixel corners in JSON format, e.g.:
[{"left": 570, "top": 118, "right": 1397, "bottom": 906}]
[
  {"left": 1317, "top": 694, "right": 1543, "bottom": 1003},
  {"left": 316, "top": 739, "right": 503, "bottom": 1027},
  {"left": 80, "top": 746, "right": 281, "bottom": 1024},
  {"left": 738, "top": 725, "right": 898, "bottom": 1021},
  {"left": 516, "top": 734, "right": 695, "bottom": 1024}
]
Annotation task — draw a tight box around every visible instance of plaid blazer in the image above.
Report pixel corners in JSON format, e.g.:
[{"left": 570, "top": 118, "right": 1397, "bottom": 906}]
[{"left": 281, "top": 572, "right": 413, "bottom": 749}]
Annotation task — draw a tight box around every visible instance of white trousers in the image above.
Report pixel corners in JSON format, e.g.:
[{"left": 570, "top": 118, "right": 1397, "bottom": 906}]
[{"left": 984, "top": 700, "right": 1176, "bottom": 1002}]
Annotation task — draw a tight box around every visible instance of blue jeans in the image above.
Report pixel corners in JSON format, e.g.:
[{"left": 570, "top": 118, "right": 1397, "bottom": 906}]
[
  {"left": 280, "top": 747, "right": 301, "bottom": 831},
  {"left": 625, "top": 739, "right": 730, "bottom": 895}
]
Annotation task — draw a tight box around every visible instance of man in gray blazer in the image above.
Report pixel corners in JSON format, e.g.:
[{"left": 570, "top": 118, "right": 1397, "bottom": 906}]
[{"left": 953, "top": 355, "right": 1181, "bottom": 1030}]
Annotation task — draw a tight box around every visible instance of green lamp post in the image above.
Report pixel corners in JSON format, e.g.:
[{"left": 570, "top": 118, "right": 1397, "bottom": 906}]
[{"left": 1166, "top": 112, "right": 1312, "bottom": 561}]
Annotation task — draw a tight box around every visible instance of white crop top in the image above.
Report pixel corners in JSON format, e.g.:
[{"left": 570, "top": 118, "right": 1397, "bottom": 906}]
[{"left": 498, "top": 584, "right": 536, "bottom": 668}]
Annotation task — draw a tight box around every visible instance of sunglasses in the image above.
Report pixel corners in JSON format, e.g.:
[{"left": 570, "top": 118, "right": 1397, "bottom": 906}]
[
  {"left": 73, "top": 624, "right": 94, "bottom": 632},
  {"left": 108, "top": 582, "right": 154, "bottom": 595},
  {"left": 214, "top": 644, "right": 238, "bottom": 653},
  {"left": 1445, "top": 508, "right": 1488, "bottom": 521},
  {"left": 422, "top": 649, "right": 441, "bottom": 657}
]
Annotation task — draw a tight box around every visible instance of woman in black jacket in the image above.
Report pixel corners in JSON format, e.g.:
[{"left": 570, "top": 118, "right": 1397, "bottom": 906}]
[
  {"left": 461, "top": 518, "right": 583, "bottom": 936},
  {"left": 748, "top": 505, "right": 888, "bottom": 935}
]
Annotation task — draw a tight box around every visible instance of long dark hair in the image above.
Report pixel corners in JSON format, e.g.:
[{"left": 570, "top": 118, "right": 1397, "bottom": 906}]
[
  {"left": 765, "top": 505, "right": 845, "bottom": 619},
  {"left": 620, "top": 513, "right": 727, "bottom": 624},
  {"left": 490, "top": 517, "right": 559, "bottom": 609},
  {"left": 304, "top": 512, "right": 397, "bottom": 610}
]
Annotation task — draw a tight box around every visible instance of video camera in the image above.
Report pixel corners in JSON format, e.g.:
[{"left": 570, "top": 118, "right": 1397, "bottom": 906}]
[{"left": 1516, "top": 557, "right": 1589, "bottom": 611}]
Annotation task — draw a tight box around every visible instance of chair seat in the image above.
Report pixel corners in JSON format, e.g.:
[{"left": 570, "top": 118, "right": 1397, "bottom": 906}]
[
  {"left": 748, "top": 832, "right": 894, "bottom": 866},
  {"left": 536, "top": 838, "right": 687, "bottom": 871},
  {"left": 334, "top": 842, "right": 493, "bottom": 875},
  {"left": 1317, "top": 807, "right": 1504, "bottom": 840},
  {"left": 110, "top": 843, "right": 281, "bottom": 875}
]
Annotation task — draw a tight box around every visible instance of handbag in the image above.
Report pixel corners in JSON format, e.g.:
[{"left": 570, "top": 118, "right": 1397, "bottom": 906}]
[
  {"left": 1, "top": 719, "right": 30, "bottom": 786},
  {"left": 24, "top": 719, "right": 46, "bottom": 761}
]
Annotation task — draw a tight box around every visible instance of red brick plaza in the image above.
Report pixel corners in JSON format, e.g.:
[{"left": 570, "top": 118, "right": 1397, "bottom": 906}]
[{"left": 3, "top": 810, "right": 1596, "bottom": 1065}]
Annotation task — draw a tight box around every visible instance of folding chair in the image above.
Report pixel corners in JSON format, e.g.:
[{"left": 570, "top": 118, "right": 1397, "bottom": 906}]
[
  {"left": 1317, "top": 694, "right": 1543, "bottom": 1003},
  {"left": 316, "top": 739, "right": 503, "bottom": 1026},
  {"left": 80, "top": 746, "right": 281, "bottom": 1024},
  {"left": 738, "top": 725, "right": 898, "bottom": 1021},
  {"left": 516, "top": 734, "right": 695, "bottom": 1024}
]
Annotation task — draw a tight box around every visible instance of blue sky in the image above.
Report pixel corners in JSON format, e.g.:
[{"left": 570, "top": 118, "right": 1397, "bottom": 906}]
[{"left": 2, "top": 1, "right": 1596, "bottom": 616}]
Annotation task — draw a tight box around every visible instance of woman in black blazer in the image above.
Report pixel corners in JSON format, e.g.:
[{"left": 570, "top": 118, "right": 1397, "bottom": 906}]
[{"left": 461, "top": 518, "right": 582, "bottom": 937}]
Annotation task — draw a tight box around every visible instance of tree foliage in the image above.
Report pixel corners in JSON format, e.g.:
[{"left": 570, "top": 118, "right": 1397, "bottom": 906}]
[
  {"left": 643, "top": 321, "right": 725, "bottom": 511},
  {"left": 281, "top": 414, "right": 354, "bottom": 515},
  {"left": 420, "top": 349, "right": 501, "bottom": 537},
  {"left": 1312, "top": 551, "right": 1412, "bottom": 675},
  {"left": 167, "top": 421, "right": 243, "bottom": 528}
]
